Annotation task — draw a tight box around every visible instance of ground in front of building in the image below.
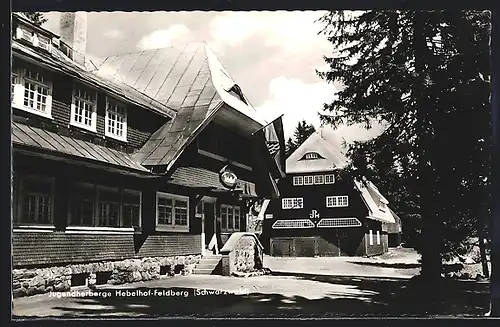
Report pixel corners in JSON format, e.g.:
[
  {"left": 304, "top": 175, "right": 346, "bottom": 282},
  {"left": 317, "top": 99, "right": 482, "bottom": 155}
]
[{"left": 13, "top": 249, "right": 490, "bottom": 318}]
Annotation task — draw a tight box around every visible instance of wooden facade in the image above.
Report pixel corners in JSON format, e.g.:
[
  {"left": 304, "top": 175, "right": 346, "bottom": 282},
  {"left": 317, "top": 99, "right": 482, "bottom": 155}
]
[
  {"left": 11, "top": 14, "right": 284, "bottom": 270},
  {"left": 263, "top": 129, "right": 400, "bottom": 257}
]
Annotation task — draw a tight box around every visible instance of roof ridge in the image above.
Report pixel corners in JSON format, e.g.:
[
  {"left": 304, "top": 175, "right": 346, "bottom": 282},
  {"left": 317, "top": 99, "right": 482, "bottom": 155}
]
[{"left": 104, "top": 41, "right": 208, "bottom": 58}]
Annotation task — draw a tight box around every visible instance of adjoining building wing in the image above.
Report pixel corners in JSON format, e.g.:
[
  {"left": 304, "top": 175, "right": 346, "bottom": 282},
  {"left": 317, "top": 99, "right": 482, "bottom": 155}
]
[{"left": 354, "top": 180, "right": 396, "bottom": 224}]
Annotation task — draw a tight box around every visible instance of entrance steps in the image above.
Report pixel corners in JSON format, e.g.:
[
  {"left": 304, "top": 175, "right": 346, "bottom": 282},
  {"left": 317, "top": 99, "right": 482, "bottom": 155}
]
[{"left": 192, "top": 254, "right": 222, "bottom": 275}]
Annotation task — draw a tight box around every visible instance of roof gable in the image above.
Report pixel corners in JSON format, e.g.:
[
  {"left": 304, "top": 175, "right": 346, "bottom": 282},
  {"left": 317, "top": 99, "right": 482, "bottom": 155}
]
[{"left": 286, "top": 128, "right": 349, "bottom": 174}]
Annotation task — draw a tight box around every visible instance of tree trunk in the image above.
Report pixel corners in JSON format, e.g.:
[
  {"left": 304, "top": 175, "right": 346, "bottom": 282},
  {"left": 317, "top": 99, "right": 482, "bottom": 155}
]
[
  {"left": 478, "top": 207, "right": 490, "bottom": 278},
  {"left": 479, "top": 237, "right": 490, "bottom": 278},
  {"left": 413, "top": 11, "right": 443, "bottom": 283}
]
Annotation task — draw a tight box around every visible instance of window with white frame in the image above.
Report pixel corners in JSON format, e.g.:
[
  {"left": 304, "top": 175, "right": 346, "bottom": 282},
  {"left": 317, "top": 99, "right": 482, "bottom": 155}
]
[
  {"left": 324, "top": 174, "right": 335, "bottom": 184},
  {"left": 11, "top": 66, "right": 53, "bottom": 118},
  {"left": 71, "top": 83, "right": 97, "bottom": 131},
  {"left": 106, "top": 97, "right": 128, "bottom": 141},
  {"left": 68, "top": 184, "right": 142, "bottom": 229},
  {"left": 18, "top": 24, "right": 34, "bottom": 43},
  {"left": 369, "top": 230, "right": 374, "bottom": 245},
  {"left": 314, "top": 175, "right": 324, "bottom": 185},
  {"left": 292, "top": 176, "right": 303, "bottom": 186},
  {"left": 16, "top": 175, "right": 54, "bottom": 225},
  {"left": 326, "top": 195, "right": 349, "bottom": 208},
  {"left": 282, "top": 197, "right": 304, "bottom": 210},
  {"left": 220, "top": 204, "right": 241, "bottom": 232},
  {"left": 304, "top": 176, "right": 314, "bottom": 185},
  {"left": 16, "top": 23, "right": 52, "bottom": 51},
  {"left": 156, "top": 193, "right": 189, "bottom": 231},
  {"left": 376, "top": 230, "right": 381, "bottom": 245},
  {"left": 37, "top": 34, "right": 51, "bottom": 51}
]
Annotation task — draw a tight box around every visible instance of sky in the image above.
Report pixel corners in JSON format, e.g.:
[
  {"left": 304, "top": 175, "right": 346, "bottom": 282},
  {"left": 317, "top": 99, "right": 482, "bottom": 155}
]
[{"left": 42, "top": 11, "right": 383, "bottom": 142}]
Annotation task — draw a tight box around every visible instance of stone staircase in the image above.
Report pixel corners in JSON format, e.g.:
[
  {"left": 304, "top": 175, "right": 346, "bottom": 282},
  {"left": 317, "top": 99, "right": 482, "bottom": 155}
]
[{"left": 192, "top": 254, "right": 222, "bottom": 275}]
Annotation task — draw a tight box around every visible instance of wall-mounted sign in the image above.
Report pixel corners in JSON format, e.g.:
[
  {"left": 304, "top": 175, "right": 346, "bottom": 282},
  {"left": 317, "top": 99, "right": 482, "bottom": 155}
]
[{"left": 219, "top": 165, "right": 238, "bottom": 190}]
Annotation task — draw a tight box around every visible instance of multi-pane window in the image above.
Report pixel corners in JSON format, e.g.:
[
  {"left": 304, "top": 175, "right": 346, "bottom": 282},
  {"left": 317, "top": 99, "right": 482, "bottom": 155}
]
[
  {"left": 69, "top": 183, "right": 95, "bottom": 226},
  {"left": 11, "top": 67, "right": 53, "bottom": 117},
  {"left": 123, "top": 189, "right": 141, "bottom": 228},
  {"left": 324, "top": 174, "right": 335, "bottom": 184},
  {"left": 282, "top": 197, "right": 304, "bottom": 210},
  {"left": 156, "top": 193, "right": 189, "bottom": 231},
  {"left": 314, "top": 175, "right": 324, "bottom": 185},
  {"left": 326, "top": 195, "right": 349, "bottom": 208},
  {"left": 292, "top": 176, "right": 303, "bottom": 186},
  {"left": 221, "top": 204, "right": 241, "bottom": 232},
  {"left": 16, "top": 175, "right": 54, "bottom": 225},
  {"left": 67, "top": 184, "right": 142, "bottom": 229},
  {"left": 37, "top": 34, "right": 51, "bottom": 51},
  {"left": 158, "top": 197, "right": 173, "bottom": 225},
  {"left": 19, "top": 25, "right": 34, "bottom": 43},
  {"left": 106, "top": 98, "right": 127, "bottom": 141},
  {"left": 98, "top": 187, "right": 120, "bottom": 227},
  {"left": 174, "top": 200, "right": 188, "bottom": 226},
  {"left": 71, "top": 84, "right": 97, "bottom": 130},
  {"left": 16, "top": 23, "right": 52, "bottom": 51},
  {"left": 304, "top": 152, "right": 319, "bottom": 160},
  {"left": 303, "top": 176, "right": 314, "bottom": 185}
]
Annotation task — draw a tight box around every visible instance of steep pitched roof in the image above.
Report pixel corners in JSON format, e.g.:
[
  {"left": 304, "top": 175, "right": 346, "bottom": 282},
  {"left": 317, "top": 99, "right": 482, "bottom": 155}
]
[
  {"left": 96, "top": 42, "right": 267, "bottom": 168},
  {"left": 286, "top": 127, "right": 349, "bottom": 174}
]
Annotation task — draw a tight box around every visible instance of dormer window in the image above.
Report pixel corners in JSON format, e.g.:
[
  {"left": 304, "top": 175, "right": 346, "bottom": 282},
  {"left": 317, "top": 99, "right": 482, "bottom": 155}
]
[
  {"left": 105, "top": 97, "right": 128, "bottom": 142},
  {"left": 15, "top": 23, "right": 52, "bottom": 52},
  {"left": 37, "top": 34, "right": 51, "bottom": 51},
  {"left": 11, "top": 66, "right": 53, "bottom": 118},
  {"left": 227, "top": 84, "right": 248, "bottom": 105},
  {"left": 71, "top": 83, "right": 98, "bottom": 132},
  {"left": 301, "top": 152, "right": 322, "bottom": 160},
  {"left": 18, "top": 25, "right": 34, "bottom": 43}
]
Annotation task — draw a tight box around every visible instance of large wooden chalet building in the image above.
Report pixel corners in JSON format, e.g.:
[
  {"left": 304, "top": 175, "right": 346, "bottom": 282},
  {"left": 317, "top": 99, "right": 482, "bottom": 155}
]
[
  {"left": 11, "top": 13, "right": 285, "bottom": 296},
  {"left": 262, "top": 128, "right": 402, "bottom": 257}
]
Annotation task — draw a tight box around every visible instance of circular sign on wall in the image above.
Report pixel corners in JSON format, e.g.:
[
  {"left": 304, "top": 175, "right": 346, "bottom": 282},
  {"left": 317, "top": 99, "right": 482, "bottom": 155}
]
[{"left": 219, "top": 165, "right": 238, "bottom": 190}]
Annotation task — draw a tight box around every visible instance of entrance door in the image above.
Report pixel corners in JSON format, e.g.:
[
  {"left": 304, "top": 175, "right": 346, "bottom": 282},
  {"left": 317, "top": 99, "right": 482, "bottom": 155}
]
[{"left": 204, "top": 202, "right": 215, "bottom": 249}]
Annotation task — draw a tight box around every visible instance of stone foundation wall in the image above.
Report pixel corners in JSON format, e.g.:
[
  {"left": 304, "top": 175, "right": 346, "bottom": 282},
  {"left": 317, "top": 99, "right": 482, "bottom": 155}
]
[{"left": 13, "top": 255, "right": 201, "bottom": 298}]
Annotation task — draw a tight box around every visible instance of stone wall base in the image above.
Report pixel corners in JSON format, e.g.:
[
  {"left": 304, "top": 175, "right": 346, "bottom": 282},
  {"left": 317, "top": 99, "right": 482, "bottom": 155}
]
[{"left": 13, "top": 255, "right": 201, "bottom": 298}]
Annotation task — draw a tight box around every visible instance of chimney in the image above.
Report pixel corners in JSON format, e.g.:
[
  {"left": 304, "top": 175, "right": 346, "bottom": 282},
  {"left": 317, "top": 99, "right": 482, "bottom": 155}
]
[{"left": 59, "top": 12, "right": 87, "bottom": 65}]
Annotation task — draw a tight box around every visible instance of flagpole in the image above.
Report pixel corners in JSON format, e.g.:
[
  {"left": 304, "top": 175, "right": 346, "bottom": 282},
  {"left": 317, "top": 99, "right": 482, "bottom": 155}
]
[{"left": 252, "top": 114, "right": 284, "bottom": 136}]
